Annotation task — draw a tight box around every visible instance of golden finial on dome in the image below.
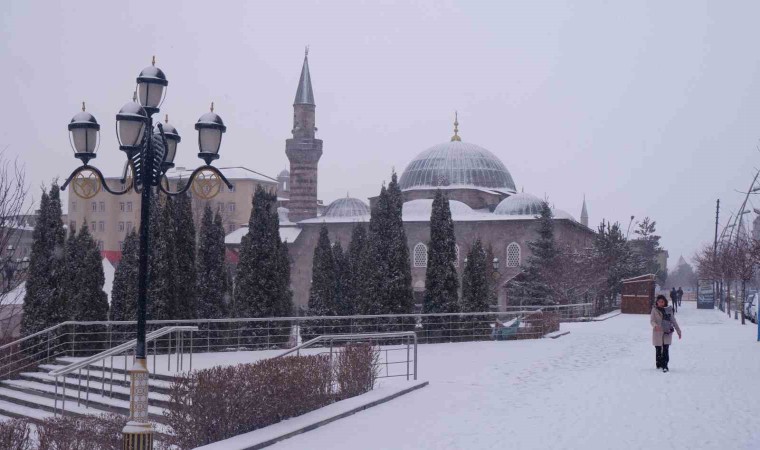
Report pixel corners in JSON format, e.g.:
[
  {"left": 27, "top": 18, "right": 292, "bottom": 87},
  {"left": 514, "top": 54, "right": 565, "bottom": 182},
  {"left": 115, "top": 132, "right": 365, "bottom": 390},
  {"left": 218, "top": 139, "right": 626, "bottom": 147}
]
[
  {"left": 82, "top": 101, "right": 86, "bottom": 112},
  {"left": 210, "top": 102, "right": 215, "bottom": 112},
  {"left": 152, "top": 55, "right": 156, "bottom": 66},
  {"left": 451, "top": 111, "right": 461, "bottom": 142}
]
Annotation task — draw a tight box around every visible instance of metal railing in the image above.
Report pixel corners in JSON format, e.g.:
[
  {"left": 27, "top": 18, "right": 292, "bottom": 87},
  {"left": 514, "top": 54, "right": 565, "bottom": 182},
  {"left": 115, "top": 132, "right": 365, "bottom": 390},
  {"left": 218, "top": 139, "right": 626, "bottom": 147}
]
[
  {"left": 51, "top": 326, "right": 197, "bottom": 416},
  {"left": 0, "top": 303, "right": 596, "bottom": 382},
  {"left": 276, "top": 331, "right": 418, "bottom": 381}
]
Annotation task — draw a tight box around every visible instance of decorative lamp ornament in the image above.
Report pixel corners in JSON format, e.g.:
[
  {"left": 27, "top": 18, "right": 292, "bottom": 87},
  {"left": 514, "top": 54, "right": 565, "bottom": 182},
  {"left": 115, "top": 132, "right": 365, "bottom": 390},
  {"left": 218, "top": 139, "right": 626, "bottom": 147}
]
[
  {"left": 115, "top": 95, "right": 148, "bottom": 154},
  {"left": 161, "top": 114, "right": 181, "bottom": 166},
  {"left": 195, "top": 102, "right": 226, "bottom": 164},
  {"left": 493, "top": 257, "right": 500, "bottom": 270},
  {"left": 136, "top": 56, "right": 168, "bottom": 114},
  {"left": 68, "top": 102, "right": 101, "bottom": 164}
]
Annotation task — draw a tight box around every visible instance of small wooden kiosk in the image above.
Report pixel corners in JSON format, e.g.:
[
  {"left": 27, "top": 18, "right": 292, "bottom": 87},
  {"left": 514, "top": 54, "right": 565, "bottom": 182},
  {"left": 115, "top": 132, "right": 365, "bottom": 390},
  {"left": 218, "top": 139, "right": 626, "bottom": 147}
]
[{"left": 621, "top": 274, "right": 656, "bottom": 314}]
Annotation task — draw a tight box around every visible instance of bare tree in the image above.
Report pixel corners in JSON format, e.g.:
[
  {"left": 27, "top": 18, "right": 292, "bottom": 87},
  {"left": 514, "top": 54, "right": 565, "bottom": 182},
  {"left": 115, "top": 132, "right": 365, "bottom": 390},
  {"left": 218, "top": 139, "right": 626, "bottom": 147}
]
[
  {"left": 732, "top": 237, "right": 755, "bottom": 324},
  {"left": 0, "top": 149, "right": 31, "bottom": 340}
]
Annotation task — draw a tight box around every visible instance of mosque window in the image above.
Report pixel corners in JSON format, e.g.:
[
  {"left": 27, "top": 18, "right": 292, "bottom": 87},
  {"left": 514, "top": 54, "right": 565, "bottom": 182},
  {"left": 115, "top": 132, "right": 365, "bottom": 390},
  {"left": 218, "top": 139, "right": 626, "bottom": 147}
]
[
  {"left": 454, "top": 244, "right": 460, "bottom": 268},
  {"left": 413, "top": 243, "right": 428, "bottom": 268},
  {"left": 506, "top": 243, "right": 521, "bottom": 268}
]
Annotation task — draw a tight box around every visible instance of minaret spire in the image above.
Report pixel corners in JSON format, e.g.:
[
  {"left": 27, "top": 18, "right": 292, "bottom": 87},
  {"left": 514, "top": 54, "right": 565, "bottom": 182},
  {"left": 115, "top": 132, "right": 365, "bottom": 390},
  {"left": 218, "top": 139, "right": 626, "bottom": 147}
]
[
  {"left": 451, "top": 111, "right": 461, "bottom": 142},
  {"left": 294, "top": 47, "right": 315, "bottom": 105},
  {"left": 580, "top": 195, "right": 589, "bottom": 227}
]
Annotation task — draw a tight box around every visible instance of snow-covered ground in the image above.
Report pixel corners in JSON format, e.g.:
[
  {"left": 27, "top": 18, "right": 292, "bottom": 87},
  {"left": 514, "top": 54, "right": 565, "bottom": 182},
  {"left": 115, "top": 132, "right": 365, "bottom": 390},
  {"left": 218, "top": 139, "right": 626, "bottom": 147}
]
[{"left": 260, "top": 303, "right": 760, "bottom": 450}]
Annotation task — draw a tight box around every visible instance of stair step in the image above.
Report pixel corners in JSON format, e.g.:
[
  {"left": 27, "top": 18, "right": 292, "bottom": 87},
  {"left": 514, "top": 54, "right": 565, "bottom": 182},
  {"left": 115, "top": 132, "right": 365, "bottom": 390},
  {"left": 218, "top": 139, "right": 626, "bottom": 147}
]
[
  {"left": 17, "top": 371, "right": 172, "bottom": 400},
  {"left": 53, "top": 357, "right": 184, "bottom": 383},
  {"left": 0, "top": 387, "right": 167, "bottom": 424},
  {"left": 3, "top": 378, "right": 170, "bottom": 409},
  {"left": 0, "top": 398, "right": 56, "bottom": 422},
  {"left": 37, "top": 364, "right": 174, "bottom": 391}
]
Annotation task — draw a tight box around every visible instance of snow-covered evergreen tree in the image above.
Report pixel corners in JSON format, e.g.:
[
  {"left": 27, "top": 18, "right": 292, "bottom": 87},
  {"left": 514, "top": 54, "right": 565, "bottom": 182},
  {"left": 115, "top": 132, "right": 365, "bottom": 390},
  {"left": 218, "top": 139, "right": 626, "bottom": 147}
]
[
  {"left": 385, "top": 172, "right": 414, "bottom": 314},
  {"left": 332, "top": 241, "right": 351, "bottom": 316},
  {"left": 346, "top": 223, "right": 370, "bottom": 314},
  {"left": 308, "top": 225, "right": 336, "bottom": 316},
  {"left": 365, "top": 173, "right": 414, "bottom": 317},
  {"left": 234, "top": 185, "right": 293, "bottom": 318},
  {"left": 21, "top": 184, "right": 67, "bottom": 341},
  {"left": 196, "top": 206, "right": 227, "bottom": 319},
  {"left": 68, "top": 224, "right": 109, "bottom": 351},
  {"left": 461, "top": 239, "right": 490, "bottom": 312},
  {"left": 173, "top": 186, "right": 197, "bottom": 319},
  {"left": 508, "top": 201, "right": 557, "bottom": 305},
  {"left": 594, "top": 219, "right": 642, "bottom": 308},
  {"left": 110, "top": 230, "right": 138, "bottom": 321},
  {"left": 148, "top": 196, "right": 177, "bottom": 320},
  {"left": 423, "top": 190, "right": 459, "bottom": 314}
]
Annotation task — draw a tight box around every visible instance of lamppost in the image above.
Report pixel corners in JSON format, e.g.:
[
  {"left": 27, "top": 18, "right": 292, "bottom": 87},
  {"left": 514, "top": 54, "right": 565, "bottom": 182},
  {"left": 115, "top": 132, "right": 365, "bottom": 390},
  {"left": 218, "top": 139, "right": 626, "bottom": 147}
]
[
  {"left": 491, "top": 257, "right": 500, "bottom": 310},
  {"left": 61, "top": 58, "right": 231, "bottom": 449}
]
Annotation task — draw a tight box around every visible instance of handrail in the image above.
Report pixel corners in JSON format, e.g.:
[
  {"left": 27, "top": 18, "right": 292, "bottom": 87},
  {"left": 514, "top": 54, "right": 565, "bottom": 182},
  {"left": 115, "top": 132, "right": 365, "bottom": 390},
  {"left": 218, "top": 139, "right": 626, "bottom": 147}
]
[
  {"left": 275, "top": 331, "right": 417, "bottom": 360},
  {"left": 49, "top": 326, "right": 198, "bottom": 377},
  {"left": 0, "top": 304, "right": 593, "bottom": 353}
]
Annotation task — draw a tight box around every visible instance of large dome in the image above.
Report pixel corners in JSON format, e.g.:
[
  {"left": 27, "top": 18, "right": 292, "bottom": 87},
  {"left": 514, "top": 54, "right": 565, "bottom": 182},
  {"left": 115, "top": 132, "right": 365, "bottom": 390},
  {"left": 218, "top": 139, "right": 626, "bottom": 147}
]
[
  {"left": 402, "top": 198, "right": 475, "bottom": 220},
  {"left": 494, "top": 192, "right": 544, "bottom": 216},
  {"left": 324, "top": 197, "right": 370, "bottom": 218},
  {"left": 399, "top": 141, "right": 516, "bottom": 193}
]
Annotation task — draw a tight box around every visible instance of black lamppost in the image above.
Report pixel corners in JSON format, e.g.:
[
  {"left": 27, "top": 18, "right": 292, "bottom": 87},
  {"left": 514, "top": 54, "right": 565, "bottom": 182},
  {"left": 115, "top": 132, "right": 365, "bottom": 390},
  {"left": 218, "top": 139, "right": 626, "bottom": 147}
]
[{"left": 61, "top": 58, "right": 231, "bottom": 449}]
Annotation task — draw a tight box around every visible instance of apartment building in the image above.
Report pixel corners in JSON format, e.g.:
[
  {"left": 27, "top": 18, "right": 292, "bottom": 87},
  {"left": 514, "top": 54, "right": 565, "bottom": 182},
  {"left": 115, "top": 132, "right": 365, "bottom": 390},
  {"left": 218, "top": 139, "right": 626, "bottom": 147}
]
[{"left": 66, "top": 166, "right": 280, "bottom": 264}]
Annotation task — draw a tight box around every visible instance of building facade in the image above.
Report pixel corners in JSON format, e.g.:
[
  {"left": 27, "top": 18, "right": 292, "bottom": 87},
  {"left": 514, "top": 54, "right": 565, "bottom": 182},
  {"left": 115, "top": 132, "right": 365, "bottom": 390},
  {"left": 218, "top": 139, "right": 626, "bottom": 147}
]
[
  {"left": 226, "top": 52, "right": 595, "bottom": 312},
  {"left": 66, "top": 167, "right": 277, "bottom": 264}
]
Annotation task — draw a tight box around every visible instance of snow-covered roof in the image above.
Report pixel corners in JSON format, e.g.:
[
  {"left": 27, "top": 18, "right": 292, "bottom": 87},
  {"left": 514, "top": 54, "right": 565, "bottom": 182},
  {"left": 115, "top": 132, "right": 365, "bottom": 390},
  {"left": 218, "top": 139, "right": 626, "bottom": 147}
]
[
  {"left": 166, "top": 166, "right": 277, "bottom": 184},
  {"left": 552, "top": 209, "right": 577, "bottom": 222},
  {"left": 224, "top": 225, "right": 302, "bottom": 245},
  {"left": 0, "top": 282, "right": 25, "bottom": 305}
]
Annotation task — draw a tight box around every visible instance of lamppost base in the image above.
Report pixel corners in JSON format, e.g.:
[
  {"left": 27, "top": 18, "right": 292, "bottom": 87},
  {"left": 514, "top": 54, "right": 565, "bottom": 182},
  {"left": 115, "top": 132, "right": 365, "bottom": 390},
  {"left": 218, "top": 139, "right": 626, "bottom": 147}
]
[{"left": 122, "top": 358, "right": 153, "bottom": 450}]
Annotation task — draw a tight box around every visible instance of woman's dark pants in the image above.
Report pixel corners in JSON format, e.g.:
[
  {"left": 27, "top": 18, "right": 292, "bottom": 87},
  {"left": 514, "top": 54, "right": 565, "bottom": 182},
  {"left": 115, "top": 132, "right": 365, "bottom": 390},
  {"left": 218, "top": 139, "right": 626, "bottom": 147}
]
[{"left": 655, "top": 345, "right": 670, "bottom": 368}]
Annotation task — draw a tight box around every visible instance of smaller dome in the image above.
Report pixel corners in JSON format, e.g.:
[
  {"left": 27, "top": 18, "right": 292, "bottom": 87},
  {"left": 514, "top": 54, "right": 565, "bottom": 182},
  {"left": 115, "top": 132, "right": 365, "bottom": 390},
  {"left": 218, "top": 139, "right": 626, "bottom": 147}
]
[
  {"left": 494, "top": 193, "right": 545, "bottom": 216},
  {"left": 324, "top": 197, "right": 370, "bottom": 218},
  {"left": 278, "top": 169, "right": 290, "bottom": 178},
  {"left": 402, "top": 199, "right": 475, "bottom": 220},
  {"left": 553, "top": 209, "right": 576, "bottom": 221}
]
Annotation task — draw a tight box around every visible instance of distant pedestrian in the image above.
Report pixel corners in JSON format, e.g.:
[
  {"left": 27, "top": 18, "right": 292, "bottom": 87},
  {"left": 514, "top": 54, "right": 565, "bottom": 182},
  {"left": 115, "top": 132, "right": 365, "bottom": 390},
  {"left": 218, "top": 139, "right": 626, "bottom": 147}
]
[
  {"left": 670, "top": 287, "right": 678, "bottom": 313},
  {"left": 651, "top": 295, "right": 682, "bottom": 373},
  {"left": 677, "top": 287, "right": 683, "bottom": 307}
]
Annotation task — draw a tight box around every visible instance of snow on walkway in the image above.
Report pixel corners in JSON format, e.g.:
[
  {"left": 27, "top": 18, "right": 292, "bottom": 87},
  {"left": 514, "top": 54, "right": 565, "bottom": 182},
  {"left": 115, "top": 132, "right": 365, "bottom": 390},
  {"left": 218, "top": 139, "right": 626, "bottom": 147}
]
[{"left": 268, "top": 303, "right": 760, "bottom": 450}]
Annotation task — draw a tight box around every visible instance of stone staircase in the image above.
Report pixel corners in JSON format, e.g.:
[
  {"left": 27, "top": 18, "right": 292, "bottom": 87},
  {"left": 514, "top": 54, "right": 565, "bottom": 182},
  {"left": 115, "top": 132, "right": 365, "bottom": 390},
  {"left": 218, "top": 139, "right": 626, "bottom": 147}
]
[{"left": 0, "top": 358, "right": 175, "bottom": 425}]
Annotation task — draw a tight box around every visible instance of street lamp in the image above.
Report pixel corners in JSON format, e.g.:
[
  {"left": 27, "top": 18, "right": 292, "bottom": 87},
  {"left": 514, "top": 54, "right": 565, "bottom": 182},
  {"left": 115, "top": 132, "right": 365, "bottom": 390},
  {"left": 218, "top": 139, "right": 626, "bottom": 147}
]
[{"left": 61, "top": 58, "right": 231, "bottom": 450}]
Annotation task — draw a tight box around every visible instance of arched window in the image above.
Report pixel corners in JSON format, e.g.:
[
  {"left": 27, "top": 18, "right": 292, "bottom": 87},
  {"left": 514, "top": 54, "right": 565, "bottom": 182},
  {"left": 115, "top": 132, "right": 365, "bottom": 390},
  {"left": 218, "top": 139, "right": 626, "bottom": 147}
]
[
  {"left": 454, "top": 244, "right": 460, "bottom": 267},
  {"left": 413, "top": 243, "right": 428, "bottom": 268},
  {"left": 506, "top": 242, "right": 521, "bottom": 267}
]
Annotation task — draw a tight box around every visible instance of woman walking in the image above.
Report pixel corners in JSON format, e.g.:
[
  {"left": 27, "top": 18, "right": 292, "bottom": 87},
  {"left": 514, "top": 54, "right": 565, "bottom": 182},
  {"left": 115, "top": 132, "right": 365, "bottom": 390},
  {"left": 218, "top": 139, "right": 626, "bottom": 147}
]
[{"left": 651, "top": 295, "right": 682, "bottom": 372}]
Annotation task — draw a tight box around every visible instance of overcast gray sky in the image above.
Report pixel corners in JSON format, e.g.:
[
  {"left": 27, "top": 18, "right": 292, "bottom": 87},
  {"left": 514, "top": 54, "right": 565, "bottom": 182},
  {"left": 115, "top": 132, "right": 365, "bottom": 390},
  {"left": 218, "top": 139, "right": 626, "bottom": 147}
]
[{"left": 3, "top": 0, "right": 760, "bottom": 270}]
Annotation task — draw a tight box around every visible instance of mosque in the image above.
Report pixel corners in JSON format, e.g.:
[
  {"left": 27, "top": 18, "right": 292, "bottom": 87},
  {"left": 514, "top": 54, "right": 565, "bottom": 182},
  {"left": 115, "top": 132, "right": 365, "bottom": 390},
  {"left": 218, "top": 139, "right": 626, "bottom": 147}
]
[{"left": 226, "top": 51, "right": 594, "bottom": 311}]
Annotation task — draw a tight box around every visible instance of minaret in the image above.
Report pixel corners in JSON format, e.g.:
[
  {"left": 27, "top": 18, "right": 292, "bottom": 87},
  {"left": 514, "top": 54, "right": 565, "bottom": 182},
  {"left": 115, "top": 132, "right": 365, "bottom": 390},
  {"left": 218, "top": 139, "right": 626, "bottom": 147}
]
[
  {"left": 285, "top": 47, "right": 323, "bottom": 222},
  {"left": 580, "top": 195, "right": 589, "bottom": 227}
]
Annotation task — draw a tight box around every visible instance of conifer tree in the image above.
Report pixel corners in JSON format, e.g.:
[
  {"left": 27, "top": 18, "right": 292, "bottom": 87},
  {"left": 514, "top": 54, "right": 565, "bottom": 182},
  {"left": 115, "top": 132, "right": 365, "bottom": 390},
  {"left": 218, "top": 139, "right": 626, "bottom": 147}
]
[
  {"left": 21, "top": 184, "right": 67, "bottom": 341},
  {"left": 308, "top": 225, "right": 336, "bottom": 316},
  {"left": 332, "top": 241, "right": 351, "bottom": 316},
  {"left": 423, "top": 190, "right": 459, "bottom": 314},
  {"left": 508, "top": 201, "right": 557, "bottom": 305},
  {"left": 234, "top": 185, "right": 293, "bottom": 318},
  {"left": 110, "top": 230, "right": 139, "bottom": 321},
  {"left": 173, "top": 187, "right": 197, "bottom": 319},
  {"left": 346, "top": 223, "right": 370, "bottom": 314},
  {"left": 461, "top": 239, "right": 490, "bottom": 312},
  {"left": 364, "top": 185, "right": 390, "bottom": 315},
  {"left": 385, "top": 172, "right": 414, "bottom": 314},
  {"left": 148, "top": 197, "right": 177, "bottom": 320},
  {"left": 196, "top": 207, "right": 226, "bottom": 319},
  {"left": 68, "top": 224, "right": 109, "bottom": 351}
]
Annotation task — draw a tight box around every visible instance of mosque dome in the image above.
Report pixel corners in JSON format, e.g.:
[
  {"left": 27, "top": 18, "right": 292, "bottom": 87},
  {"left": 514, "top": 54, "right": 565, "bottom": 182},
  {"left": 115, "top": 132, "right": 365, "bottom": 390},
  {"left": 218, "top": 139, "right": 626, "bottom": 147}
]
[
  {"left": 278, "top": 169, "right": 290, "bottom": 178},
  {"left": 402, "top": 198, "right": 475, "bottom": 220},
  {"left": 324, "top": 197, "right": 370, "bottom": 218},
  {"left": 399, "top": 139, "right": 517, "bottom": 193},
  {"left": 494, "top": 192, "right": 544, "bottom": 216}
]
